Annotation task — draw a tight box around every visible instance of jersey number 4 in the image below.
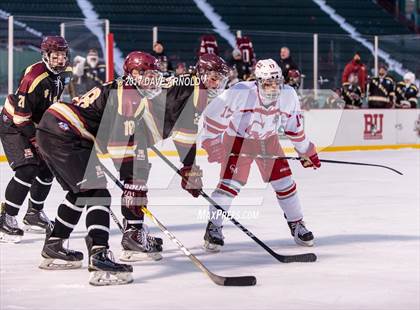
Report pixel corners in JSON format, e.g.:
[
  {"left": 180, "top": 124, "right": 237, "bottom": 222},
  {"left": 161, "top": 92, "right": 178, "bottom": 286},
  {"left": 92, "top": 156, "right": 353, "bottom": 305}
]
[
  {"left": 18, "top": 95, "right": 25, "bottom": 108},
  {"left": 74, "top": 87, "right": 101, "bottom": 108}
]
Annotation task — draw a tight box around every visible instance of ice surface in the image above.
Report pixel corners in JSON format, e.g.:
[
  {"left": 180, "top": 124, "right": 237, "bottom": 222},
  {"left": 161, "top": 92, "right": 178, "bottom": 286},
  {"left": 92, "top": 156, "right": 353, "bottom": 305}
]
[{"left": 1, "top": 149, "right": 419, "bottom": 310}]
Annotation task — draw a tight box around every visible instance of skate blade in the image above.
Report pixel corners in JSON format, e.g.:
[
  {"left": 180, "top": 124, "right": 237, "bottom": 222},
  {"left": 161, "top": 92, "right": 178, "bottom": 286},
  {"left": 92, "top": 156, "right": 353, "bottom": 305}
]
[
  {"left": 39, "top": 258, "right": 82, "bottom": 270},
  {"left": 203, "top": 241, "right": 221, "bottom": 253},
  {"left": 119, "top": 250, "right": 162, "bottom": 262},
  {"left": 294, "top": 236, "right": 314, "bottom": 247},
  {"left": 23, "top": 224, "right": 46, "bottom": 234},
  {"left": 89, "top": 270, "right": 133, "bottom": 286},
  {"left": 0, "top": 232, "right": 22, "bottom": 244}
]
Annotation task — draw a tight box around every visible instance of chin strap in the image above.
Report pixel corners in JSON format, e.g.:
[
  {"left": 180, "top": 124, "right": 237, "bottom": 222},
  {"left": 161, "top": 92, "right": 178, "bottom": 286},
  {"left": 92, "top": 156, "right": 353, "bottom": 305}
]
[{"left": 42, "top": 54, "right": 66, "bottom": 75}]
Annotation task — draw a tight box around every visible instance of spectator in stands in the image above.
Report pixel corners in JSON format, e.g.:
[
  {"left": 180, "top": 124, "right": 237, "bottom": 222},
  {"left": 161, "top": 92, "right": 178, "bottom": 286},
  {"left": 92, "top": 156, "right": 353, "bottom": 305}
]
[
  {"left": 325, "top": 88, "right": 345, "bottom": 109},
  {"left": 341, "top": 73, "right": 362, "bottom": 109},
  {"left": 152, "top": 41, "right": 173, "bottom": 77},
  {"left": 70, "top": 48, "right": 106, "bottom": 97},
  {"left": 228, "top": 48, "right": 251, "bottom": 81},
  {"left": 367, "top": 63, "right": 395, "bottom": 108},
  {"left": 278, "top": 47, "right": 299, "bottom": 80},
  {"left": 175, "top": 62, "right": 187, "bottom": 76},
  {"left": 395, "top": 72, "right": 418, "bottom": 108},
  {"left": 198, "top": 34, "right": 219, "bottom": 56},
  {"left": 342, "top": 51, "right": 367, "bottom": 94}
]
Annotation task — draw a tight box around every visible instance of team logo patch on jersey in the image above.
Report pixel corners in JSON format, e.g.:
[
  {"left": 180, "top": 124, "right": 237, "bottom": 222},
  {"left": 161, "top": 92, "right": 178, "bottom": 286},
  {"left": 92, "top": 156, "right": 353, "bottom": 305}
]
[
  {"left": 229, "top": 164, "right": 238, "bottom": 174},
  {"left": 58, "top": 121, "right": 70, "bottom": 131},
  {"left": 136, "top": 149, "right": 146, "bottom": 161},
  {"left": 24, "top": 148, "right": 34, "bottom": 159}
]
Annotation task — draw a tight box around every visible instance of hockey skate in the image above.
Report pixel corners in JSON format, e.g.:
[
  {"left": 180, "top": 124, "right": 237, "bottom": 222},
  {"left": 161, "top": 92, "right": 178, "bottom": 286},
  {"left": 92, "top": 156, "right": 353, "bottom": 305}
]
[
  {"left": 23, "top": 203, "right": 53, "bottom": 233},
  {"left": 119, "top": 225, "right": 163, "bottom": 262},
  {"left": 288, "top": 220, "right": 314, "bottom": 247},
  {"left": 86, "top": 236, "right": 133, "bottom": 286},
  {"left": 0, "top": 202, "right": 24, "bottom": 243},
  {"left": 203, "top": 221, "right": 224, "bottom": 253},
  {"left": 39, "top": 234, "right": 84, "bottom": 270}
]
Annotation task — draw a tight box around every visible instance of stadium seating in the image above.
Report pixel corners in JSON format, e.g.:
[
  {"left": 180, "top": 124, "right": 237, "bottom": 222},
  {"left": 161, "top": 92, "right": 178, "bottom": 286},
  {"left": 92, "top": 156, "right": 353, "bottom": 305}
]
[{"left": 0, "top": 0, "right": 415, "bottom": 91}]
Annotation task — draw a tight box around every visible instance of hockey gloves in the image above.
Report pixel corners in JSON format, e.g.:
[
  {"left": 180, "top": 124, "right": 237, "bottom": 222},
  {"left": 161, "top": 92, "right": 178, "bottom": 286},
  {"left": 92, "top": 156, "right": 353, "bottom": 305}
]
[
  {"left": 297, "top": 142, "right": 321, "bottom": 169},
  {"left": 202, "top": 137, "right": 225, "bottom": 163},
  {"left": 122, "top": 179, "right": 148, "bottom": 217},
  {"left": 179, "top": 165, "right": 203, "bottom": 198}
]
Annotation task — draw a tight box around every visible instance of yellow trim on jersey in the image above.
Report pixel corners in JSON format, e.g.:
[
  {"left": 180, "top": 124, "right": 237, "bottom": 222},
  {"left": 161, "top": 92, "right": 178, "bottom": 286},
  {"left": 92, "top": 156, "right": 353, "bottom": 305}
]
[
  {"left": 24, "top": 62, "right": 39, "bottom": 76},
  {"left": 172, "top": 130, "right": 197, "bottom": 145},
  {"left": 28, "top": 72, "right": 49, "bottom": 94},
  {"left": 107, "top": 145, "right": 137, "bottom": 159},
  {"left": 3, "top": 97, "right": 14, "bottom": 115},
  {"left": 49, "top": 103, "right": 96, "bottom": 143},
  {"left": 13, "top": 114, "right": 31, "bottom": 125},
  {"left": 134, "top": 98, "right": 146, "bottom": 118},
  {"left": 117, "top": 80, "right": 124, "bottom": 115},
  {"left": 192, "top": 76, "right": 200, "bottom": 108},
  {"left": 3, "top": 97, "right": 30, "bottom": 124},
  {"left": 368, "top": 96, "right": 390, "bottom": 103},
  {"left": 143, "top": 100, "right": 162, "bottom": 143}
]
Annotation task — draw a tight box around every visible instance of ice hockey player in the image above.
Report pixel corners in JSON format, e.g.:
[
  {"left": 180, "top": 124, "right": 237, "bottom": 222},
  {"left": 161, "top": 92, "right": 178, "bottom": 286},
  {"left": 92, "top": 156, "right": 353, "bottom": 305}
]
[
  {"left": 115, "top": 52, "right": 230, "bottom": 261},
  {"left": 34, "top": 51, "right": 168, "bottom": 285},
  {"left": 395, "top": 72, "right": 418, "bottom": 109},
  {"left": 201, "top": 59, "right": 320, "bottom": 252},
  {"left": 367, "top": 63, "right": 395, "bottom": 108},
  {"left": 0, "top": 36, "right": 72, "bottom": 242},
  {"left": 341, "top": 73, "right": 362, "bottom": 109}
]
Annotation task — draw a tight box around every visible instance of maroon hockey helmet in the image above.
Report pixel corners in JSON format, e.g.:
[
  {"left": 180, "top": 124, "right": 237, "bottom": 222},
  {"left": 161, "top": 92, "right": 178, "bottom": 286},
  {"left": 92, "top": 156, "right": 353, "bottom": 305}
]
[
  {"left": 196, "top": 53, "right": 229, "bottom": 98},
  {"left": 124, "top": 51, "right": 162, "bottom": 99},
  {"left": 41, "top": 36, "right": 69, "bottom": 74},
  {"left": 196, "top": 53, "right": 229, "bottom": 77},
  {"left": 288, "top": 69, "right": 300, "bottom": 79},
  {"left": 123, "top": 51, "right": 160, "bottom": 75}
]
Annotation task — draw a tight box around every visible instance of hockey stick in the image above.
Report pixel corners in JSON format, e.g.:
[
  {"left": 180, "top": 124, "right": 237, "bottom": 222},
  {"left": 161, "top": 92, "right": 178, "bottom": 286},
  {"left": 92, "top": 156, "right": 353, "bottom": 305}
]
[
  {"left": 109, "top": 208, "right": 124, "bottom": 233},
  {"left": 150, "top": 145, "right": 317, "bottom": 263},
  {"left": 230, "top": 153, "right": 403, "bottom": 175},
  {"left": 100, "top": 162, "right": 256, "bottom": 286}
]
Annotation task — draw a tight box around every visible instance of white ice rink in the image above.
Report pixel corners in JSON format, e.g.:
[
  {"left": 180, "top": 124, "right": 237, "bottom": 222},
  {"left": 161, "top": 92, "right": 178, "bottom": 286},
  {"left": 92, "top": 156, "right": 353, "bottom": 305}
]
[{"left": 0, "top": 149, "right": 419, "bottom": 310}]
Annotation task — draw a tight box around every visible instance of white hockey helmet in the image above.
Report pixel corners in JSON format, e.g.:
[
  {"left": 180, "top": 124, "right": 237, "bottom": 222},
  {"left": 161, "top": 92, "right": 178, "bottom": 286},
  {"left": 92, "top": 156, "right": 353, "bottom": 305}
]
[
  {"left": 403, "top": 72, "right": 415, "bottom": 84},
  {"left": 255, "top": 59, "right": 283, "bottom": 104}
]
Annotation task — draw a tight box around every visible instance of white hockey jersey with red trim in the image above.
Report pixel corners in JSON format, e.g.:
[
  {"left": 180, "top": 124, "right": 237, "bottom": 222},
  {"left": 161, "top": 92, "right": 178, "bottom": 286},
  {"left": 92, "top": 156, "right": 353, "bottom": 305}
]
[{"left": 201, "top": 81, "right": 310, "bottom": 153}]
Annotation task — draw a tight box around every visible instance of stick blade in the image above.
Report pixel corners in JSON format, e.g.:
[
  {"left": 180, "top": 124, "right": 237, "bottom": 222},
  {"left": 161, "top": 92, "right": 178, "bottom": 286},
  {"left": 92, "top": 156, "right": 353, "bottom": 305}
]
[
  {"left": 224, "top": 276, "right": 257, "bottom": 286},
  {"left": 210, "top": 273, "right": 257, "bottom": 286},
  {"left": 276, "top": 253, "right": 317, "bottom": 263}
]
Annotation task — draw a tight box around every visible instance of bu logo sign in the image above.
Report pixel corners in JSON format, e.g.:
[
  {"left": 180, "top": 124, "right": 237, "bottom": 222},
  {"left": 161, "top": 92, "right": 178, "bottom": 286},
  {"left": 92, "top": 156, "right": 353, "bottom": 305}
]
[{"left": 364, "top": 114, "right": 384, "bottom": 140}]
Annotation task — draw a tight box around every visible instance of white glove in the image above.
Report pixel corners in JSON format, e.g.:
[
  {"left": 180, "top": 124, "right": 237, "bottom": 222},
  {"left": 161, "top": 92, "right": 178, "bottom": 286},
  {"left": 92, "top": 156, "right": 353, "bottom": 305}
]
[{"left": 72, "top": 56, "right": 86, "bottom": 77}]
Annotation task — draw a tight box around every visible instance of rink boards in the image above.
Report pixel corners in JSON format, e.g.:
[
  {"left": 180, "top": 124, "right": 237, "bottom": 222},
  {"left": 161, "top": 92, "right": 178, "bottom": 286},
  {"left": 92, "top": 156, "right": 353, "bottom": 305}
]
[{"left": 0, "top": 109, "right": 419, "bottom": 161}]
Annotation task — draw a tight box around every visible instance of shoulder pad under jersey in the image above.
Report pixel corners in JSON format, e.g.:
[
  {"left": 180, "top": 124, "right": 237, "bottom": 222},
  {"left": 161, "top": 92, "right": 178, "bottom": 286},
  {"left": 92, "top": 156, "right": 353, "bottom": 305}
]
[{"left": 18, "top": 62, "right": 50, "bottom": 94}]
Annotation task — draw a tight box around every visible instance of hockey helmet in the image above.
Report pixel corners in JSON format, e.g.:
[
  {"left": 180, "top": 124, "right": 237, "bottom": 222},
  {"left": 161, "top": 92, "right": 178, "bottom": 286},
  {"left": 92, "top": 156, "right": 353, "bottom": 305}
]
[
  {"left": 123, "top": 51, "right": 162, "bottom": 99},
  {"left": 196, "top": 53, "right": 230, "bottom": 99},
  {"left": 255, "top": 59, "right": 283, "bottom": 104},
  {"left": 41, "top": 36, "right": 69, "bottom": 74}
]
